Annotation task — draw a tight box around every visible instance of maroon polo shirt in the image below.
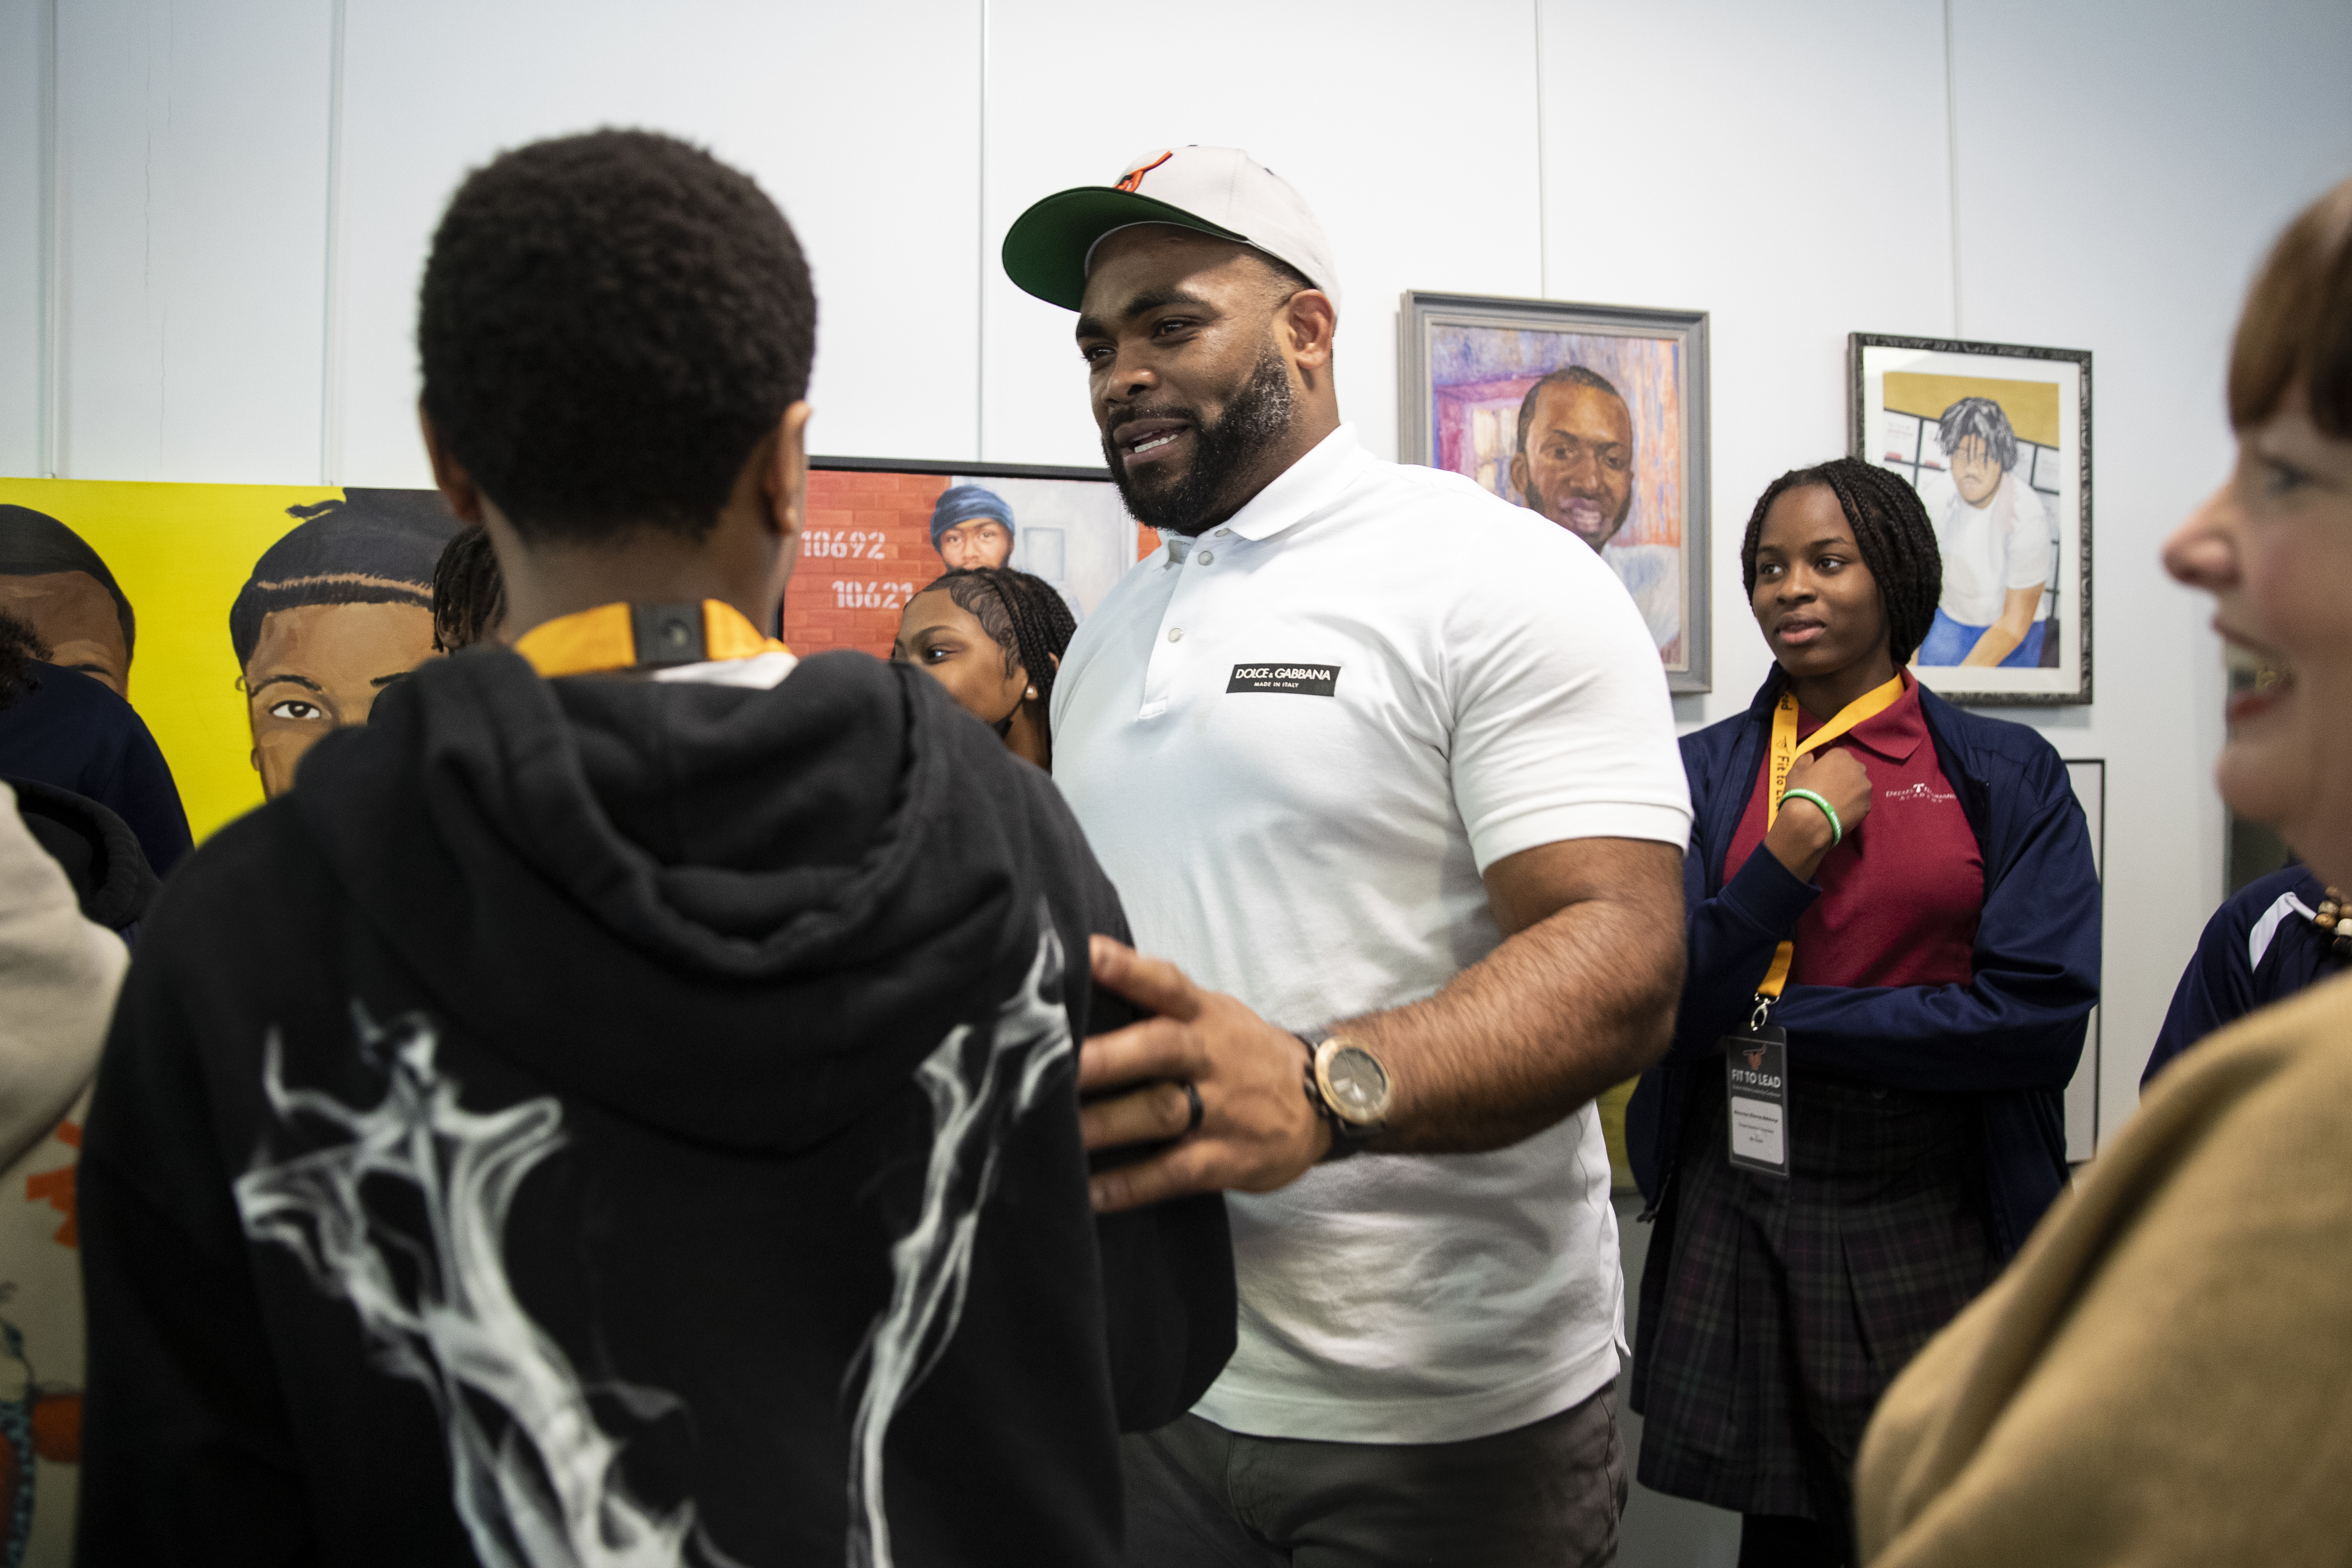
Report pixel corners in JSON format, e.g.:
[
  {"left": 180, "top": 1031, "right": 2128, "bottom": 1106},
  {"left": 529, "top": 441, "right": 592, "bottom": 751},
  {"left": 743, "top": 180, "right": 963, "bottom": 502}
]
[{"left": 1725, "top": 673, "right": 1982, "bottom": 988}]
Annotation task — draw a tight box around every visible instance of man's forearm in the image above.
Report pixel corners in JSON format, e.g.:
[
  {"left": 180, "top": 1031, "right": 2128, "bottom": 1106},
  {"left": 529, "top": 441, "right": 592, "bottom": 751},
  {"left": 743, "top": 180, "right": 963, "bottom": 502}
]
[{"left": 1338, "top": 882, "right": 1685, "bottom": 1155}]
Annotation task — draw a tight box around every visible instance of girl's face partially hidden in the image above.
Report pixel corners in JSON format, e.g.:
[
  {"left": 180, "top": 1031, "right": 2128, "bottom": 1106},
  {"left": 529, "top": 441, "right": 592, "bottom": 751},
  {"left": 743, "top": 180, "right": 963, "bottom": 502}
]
[
  {"left": 891, "top": 588, "right": 1028, "bottom": 730},
  {"left": 2165, "top": 383, "right": 2352, "bottom": 886}
]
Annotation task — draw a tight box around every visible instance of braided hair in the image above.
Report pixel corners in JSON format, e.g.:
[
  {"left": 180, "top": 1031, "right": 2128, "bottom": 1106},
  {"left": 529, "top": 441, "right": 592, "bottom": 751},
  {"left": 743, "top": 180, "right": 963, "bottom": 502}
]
[
  {"left": 925, "top": 567, "right": 1077, "bottom": 706},
  {"left": 431, "top": 527, "right": 507, "bottom": 652},
  {"left": 1740, "top": 458, "right": 1942, "bottom": 666}
]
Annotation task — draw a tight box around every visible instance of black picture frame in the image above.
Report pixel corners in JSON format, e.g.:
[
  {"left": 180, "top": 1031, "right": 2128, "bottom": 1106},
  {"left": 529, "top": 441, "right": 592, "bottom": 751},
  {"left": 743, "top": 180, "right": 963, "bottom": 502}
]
[{"left": 1848, "top": 332, "right": 2093, "bottom": 706}]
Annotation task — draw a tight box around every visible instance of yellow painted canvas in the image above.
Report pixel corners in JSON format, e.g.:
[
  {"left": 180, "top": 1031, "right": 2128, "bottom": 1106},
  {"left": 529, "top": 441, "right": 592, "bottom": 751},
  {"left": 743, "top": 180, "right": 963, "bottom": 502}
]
[{"left": 0, "top": 479, "right": 455, "bottom": 843}]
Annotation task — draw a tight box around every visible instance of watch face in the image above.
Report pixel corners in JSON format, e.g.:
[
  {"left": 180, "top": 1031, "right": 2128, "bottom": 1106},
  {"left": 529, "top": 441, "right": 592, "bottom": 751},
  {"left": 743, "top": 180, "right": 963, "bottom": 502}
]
[{"left": 1324, "top": 1045, "right": 1391, "bottom": 1123}]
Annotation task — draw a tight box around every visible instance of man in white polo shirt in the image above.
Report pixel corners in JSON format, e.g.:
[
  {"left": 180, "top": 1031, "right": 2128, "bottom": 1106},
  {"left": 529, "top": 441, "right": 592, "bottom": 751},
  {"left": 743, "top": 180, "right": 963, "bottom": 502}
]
[{"left": 1003, "top": 148, "right": 1690, "bottom": 1565}]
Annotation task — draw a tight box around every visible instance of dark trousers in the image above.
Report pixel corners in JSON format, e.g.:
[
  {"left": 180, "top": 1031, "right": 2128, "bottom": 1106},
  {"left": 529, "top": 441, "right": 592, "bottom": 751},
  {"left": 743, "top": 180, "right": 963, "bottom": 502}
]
[{"left": 1119, "top": 1382, "right": 1627, "bottom": 1567}]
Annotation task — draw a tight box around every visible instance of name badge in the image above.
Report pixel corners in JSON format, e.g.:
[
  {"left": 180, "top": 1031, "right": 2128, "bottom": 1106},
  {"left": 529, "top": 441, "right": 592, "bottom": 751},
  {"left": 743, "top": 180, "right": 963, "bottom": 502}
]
[
  {"left": 1723, "top": 1026, "right": 1790, "bottom": 1179},
  {"left": 1227, "top": 663, "right": 1339, "bottom": 695}
]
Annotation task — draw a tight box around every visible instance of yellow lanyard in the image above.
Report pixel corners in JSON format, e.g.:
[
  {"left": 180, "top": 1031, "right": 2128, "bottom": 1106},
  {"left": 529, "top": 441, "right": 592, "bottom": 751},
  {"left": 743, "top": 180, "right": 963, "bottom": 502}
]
[
  {"left": 1753, "top": 674, "right": 1905, "bottom": 1003},
  {"left": 512, "top": 600, "right": 789, "bottom": 678}
]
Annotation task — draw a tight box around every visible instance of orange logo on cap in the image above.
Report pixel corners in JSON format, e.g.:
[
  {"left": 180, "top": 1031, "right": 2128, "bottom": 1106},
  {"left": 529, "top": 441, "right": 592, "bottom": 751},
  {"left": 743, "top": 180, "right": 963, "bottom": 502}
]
[{"left": 1114, "top": 152, "right": 1174, "bottom": 193}]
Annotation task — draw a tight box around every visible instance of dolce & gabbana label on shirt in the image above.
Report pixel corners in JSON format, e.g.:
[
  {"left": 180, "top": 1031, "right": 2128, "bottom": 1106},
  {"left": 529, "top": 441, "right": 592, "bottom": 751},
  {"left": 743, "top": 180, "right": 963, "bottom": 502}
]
[{"left": 1226, "top": 663, "right": 1341, "bottom": 696}]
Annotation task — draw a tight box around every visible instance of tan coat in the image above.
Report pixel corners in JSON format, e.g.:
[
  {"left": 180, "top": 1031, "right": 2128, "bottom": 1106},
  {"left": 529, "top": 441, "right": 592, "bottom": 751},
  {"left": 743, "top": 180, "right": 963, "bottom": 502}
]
[{"left": 1857, "top": 970, "right": 2352, "bottom": 1565}]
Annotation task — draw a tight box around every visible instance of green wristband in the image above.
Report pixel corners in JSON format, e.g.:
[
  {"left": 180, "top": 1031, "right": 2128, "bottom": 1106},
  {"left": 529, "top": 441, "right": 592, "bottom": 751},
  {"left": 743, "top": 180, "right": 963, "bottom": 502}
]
[{"left": 1781, "top": 788, "right": 1842, "bottom": 846}]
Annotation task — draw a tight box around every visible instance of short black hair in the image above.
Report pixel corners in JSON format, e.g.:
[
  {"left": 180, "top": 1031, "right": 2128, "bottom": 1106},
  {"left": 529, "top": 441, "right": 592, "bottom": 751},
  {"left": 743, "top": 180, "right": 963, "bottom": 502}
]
[
  {"left": 230, "top": 490, "right": 456, "bottom": 669},
  {"left": 1741, "top": 458, "right": 1942, "bottom": 666},
  {"left": 1515, "top": 365, "right": 1627, "bottom": 461},
  {"left": 418, "top": 129, "right": 817, "bottom": 546},
  {"left": 1250, "top": 249, "right": 1315, "bottom": 300},
  {"left": 923, "top": 567, "right": 1077, "bottom": 705},
  {"left": 1936, "top": 396, "right": 2018, "bottom": 473},
  {"left": 431, "top": 528, "right": 506, "bottom": 653},
  {"left": 0, "top": 505, "right": 135, "bottom": 660}
]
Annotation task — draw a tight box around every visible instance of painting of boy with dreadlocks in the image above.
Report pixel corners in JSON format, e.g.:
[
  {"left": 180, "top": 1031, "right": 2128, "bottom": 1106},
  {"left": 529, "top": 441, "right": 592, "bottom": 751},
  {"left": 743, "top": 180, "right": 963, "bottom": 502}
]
[
  {"left": 1915, "top": 394, "right": 2057, "bottom": 668},
  {"left": 230, "top": 489, "right": 457, "bottom": 799},
  {"left": 1864, "top": 345, "right": 2086, "bottom": 702}
]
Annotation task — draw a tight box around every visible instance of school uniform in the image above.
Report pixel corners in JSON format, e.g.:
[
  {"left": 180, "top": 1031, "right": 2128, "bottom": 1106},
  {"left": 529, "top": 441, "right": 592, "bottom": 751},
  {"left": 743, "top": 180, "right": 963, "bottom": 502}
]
[
  {"left": 2141, "top": 864, "right": 2348, "bottom": 1089},
  {"left": 1627, "top": 668, "right": 2099, "bottom": 1536}
]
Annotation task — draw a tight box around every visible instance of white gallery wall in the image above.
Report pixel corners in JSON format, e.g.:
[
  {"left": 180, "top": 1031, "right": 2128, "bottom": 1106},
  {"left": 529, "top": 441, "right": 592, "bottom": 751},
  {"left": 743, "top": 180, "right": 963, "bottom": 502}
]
[{"left": 3, "top": 0, "right": 2351, "bottom": 1145}]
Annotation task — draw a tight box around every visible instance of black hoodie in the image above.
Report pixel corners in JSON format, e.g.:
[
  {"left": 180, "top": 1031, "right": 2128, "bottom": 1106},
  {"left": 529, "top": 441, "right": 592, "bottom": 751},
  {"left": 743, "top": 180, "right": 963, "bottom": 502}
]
[
  {"left": 6, "top": 774, "right": 157, "bottom": 933},
  {"left": 76, "top": 646, "right": 1233, "bottom": 1567}
]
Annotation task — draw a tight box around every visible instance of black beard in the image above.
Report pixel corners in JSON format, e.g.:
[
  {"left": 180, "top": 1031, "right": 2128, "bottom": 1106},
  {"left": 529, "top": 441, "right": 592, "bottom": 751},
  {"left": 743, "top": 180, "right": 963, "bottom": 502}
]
[{"left": 1105, "top": 345, "right": 1296, "bottom": 537}]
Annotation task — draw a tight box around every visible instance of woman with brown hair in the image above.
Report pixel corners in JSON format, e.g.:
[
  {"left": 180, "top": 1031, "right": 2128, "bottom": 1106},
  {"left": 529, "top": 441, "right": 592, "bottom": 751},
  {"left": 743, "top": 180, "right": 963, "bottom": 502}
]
[{"left": 1855, "top": 173, "right": 2352, "bottom": 1566}]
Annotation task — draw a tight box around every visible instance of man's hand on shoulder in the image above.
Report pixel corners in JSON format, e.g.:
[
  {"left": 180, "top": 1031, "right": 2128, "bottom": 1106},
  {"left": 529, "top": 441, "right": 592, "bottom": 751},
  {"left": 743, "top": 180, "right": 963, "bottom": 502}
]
[{"left": 1079, "top": 937, "right": 1329, "bottom": 1213}]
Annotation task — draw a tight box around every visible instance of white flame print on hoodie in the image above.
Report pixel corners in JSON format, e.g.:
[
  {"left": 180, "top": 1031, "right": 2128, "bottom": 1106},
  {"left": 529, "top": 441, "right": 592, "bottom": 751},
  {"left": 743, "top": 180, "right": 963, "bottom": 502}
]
[
  {"left": 235, "top": 909, "right": 1075, "bottom": 1568},
  {"left": 843, "top": 911, "right": 1073, "bottom": 1568},
  {"left": 235, "top": 1004, "right": 713, "bottom": 1568}
]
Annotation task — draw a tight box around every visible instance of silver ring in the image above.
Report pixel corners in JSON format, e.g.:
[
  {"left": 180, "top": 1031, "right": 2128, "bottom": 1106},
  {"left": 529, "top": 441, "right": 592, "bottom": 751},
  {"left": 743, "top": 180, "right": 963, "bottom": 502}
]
[{"left": 1180, "top": 1080, "right": 1204, "bottom": 1137}]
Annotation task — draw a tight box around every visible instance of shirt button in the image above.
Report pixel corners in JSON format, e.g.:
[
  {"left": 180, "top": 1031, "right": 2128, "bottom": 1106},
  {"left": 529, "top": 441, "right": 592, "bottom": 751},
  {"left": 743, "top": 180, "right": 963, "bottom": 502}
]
[
  {"left": 1214, "top": 528, "right": 1231, "bottom": 537},
  {"left": 1197, "top": 550, "right": 1215, "bottom": 565},
  {"left": 1167, "top": 627, "right": 1184, "bottom": 643}
]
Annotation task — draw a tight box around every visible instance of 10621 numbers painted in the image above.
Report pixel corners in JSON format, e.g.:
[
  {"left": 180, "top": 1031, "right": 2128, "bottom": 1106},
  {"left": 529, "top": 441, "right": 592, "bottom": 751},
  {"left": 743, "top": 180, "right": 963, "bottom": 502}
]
[{"left": 833, "top": 580, "right": 918, "bottom": 611}]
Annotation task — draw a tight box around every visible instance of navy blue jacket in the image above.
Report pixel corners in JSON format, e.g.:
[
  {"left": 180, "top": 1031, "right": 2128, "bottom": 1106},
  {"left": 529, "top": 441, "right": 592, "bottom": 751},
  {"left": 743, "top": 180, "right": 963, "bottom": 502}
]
[
  {"left": 2142, "top": 865, "right": 2346, "bottom": 1090},
  {"left": 1627, "top": 670, "right": 2101, "bottom": 1259}
]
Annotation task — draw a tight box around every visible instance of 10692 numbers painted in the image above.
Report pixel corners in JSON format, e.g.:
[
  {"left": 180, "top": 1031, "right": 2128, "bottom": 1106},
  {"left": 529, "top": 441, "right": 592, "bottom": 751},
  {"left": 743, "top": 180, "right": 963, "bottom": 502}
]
[{"left": 803, "top": 529, "right": 888, "bottom": 559}]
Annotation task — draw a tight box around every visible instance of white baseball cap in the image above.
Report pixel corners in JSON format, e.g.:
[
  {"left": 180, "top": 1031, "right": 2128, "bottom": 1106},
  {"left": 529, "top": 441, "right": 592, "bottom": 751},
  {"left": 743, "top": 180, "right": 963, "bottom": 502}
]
[{"left": 1001, "top": 146, "right": 1341, "bottom": 312}]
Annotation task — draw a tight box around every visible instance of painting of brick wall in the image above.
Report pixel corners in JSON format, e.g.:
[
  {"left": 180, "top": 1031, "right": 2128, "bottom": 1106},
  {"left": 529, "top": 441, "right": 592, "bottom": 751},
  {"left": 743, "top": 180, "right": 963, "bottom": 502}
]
[{"left": 784, "top": 470, "right": 952, "bottom": 660}]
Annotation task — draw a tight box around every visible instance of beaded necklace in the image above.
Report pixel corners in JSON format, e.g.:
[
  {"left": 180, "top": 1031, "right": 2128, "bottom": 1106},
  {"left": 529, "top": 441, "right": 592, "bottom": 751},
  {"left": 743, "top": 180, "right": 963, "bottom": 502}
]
[{"left": 2311, "top": 887, "right": 2352, "bottom": 960}]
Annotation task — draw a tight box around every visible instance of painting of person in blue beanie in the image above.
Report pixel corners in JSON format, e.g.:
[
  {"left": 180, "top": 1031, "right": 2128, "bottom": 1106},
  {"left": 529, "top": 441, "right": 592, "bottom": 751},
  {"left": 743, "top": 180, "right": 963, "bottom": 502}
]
[{"left": 930, "top": 484, "right": 1015, "bottom": 571}]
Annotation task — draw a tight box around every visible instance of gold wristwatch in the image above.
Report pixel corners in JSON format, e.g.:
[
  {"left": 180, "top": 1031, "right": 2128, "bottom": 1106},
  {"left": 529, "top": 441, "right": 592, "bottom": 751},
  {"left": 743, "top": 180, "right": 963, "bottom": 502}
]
[{"left": 1294, "top": 1031, "right": 1394, "bottom": 1160}]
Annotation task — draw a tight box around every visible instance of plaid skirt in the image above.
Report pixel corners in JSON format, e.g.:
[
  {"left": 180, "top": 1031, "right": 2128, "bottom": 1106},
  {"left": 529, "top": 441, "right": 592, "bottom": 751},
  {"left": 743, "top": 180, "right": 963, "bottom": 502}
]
[{"left": 1628, "top": 1075, "right": 1994, "bottom": 1521}]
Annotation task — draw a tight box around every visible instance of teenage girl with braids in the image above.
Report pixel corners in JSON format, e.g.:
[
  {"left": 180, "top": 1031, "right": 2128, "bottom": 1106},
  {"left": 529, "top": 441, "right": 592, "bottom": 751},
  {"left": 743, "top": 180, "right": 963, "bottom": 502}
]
[
  {"left": 1623, "top": 457, "right": 2100, "bottom": 1566},
  {"left": 892, "top": 566, "right": 1076, "bottom": 770}
]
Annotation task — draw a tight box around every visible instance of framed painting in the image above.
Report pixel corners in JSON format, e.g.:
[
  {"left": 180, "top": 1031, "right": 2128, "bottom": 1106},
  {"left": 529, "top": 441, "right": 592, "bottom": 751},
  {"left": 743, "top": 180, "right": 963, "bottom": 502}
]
[
  {"left": 790, "top": 457, "right": 1145, "bottom": 661},
  {"left": 1849, "top": 333, "right": 2093, "bottom": 705},
  {"left": 0, "top": 463, "right": 1143, "bottom": 843},
  {"left": 1399, "top": 291, "right": 1711, "bottom": 693}
]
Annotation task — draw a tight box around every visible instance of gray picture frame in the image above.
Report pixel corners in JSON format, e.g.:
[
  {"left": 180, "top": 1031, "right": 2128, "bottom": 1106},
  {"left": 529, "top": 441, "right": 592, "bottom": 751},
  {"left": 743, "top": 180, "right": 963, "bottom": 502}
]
[
  {"left": 1847, "top": 331, "right": 2094, "bottom": 707},
  {"left": 1399, "top": 290, "right": 1713, "bottom": 694}
]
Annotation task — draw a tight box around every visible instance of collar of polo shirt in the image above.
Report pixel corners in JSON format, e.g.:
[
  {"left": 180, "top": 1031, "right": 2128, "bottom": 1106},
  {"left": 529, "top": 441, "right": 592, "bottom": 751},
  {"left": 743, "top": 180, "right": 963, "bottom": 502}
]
[{"left": 1203, "top": 424, "right": 1372, "bottom": 545}]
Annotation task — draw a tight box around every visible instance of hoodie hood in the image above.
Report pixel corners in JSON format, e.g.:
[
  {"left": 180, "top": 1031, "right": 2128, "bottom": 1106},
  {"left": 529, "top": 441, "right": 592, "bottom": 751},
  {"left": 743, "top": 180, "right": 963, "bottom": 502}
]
[
  {"left": 7, "top": 774, "right": 157, "bottom": 932},
  {"left": 294, "top": 647, "right": 1054, "bottom": 1156}
]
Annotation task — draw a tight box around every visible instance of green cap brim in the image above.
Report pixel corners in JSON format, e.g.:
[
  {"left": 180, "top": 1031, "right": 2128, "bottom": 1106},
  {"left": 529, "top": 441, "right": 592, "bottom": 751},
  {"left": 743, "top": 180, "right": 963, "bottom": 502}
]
[{"left": 1001, "top": 187, "right": 1248, "bottom": 311}]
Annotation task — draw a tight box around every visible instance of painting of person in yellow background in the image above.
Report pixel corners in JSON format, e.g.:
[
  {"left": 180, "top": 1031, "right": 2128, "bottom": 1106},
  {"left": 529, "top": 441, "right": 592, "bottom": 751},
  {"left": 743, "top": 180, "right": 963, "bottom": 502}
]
[
  {"left": 228, "top": 490, "right": 454, "bottom": 800},
  {"left": 0, "top": 508, "right": 138, "bottom": 700},
  {"left": 0, "top": 478, "right": 464, "bottom": 842}
]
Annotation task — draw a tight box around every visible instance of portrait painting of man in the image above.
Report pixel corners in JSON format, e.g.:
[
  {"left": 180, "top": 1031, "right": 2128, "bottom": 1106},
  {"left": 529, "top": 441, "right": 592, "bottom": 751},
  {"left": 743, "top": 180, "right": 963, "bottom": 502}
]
[
  {"left": 785, "top": 464, "right": 1137, "bottom": 660},
  {"left": 1509, "top": 365, "right": 1684, "bottom": 661},
  {"left": 930, "top": 483, "right": 1017, "bottom": 571},
  {"left": 228, "top": 489, "right": 456, "bottom": 799},
  {"left": 1402, "top": 294, "right": 1711, "bottom": 691}
]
